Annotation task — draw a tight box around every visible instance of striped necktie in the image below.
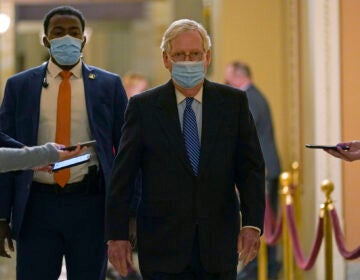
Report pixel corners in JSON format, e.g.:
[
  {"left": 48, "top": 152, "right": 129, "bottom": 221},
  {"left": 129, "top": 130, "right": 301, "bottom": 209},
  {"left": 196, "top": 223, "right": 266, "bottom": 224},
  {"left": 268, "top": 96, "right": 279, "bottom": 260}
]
[
  {"left": 183, "top": 97, "right": 200, "bottom": 175},
  {"left": 54, "top": 70, "right": 72, "bottom": 187}
]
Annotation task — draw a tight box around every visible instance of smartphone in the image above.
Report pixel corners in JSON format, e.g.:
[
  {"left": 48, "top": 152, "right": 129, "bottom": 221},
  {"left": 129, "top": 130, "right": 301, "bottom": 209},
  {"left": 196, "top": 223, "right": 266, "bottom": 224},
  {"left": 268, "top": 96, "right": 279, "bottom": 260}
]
[
  {"left": 61, "top": 140, "right": 97, "bottom": 151},
  {"left": 52, "top": 153, "right": 91, "bottom": 172},
  {"left": 305, "top": 144, "right": 350, "bottom": 151}
]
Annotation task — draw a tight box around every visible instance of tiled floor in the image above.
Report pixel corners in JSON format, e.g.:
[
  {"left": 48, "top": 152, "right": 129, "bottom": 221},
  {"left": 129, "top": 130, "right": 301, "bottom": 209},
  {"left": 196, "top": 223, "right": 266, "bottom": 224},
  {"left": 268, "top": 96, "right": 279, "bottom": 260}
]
[{"left": 0, "top": 255, "right": 16, "bottom": 280}]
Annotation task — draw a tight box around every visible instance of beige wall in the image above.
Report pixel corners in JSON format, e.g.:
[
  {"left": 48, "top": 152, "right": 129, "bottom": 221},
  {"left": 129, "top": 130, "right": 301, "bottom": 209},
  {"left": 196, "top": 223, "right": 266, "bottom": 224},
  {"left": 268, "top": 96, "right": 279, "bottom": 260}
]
[
  {"left": 340, "top": 0, "right": 360, "bottom": 251},
  {"left": 211, "top": 0, "right": 291, "bottom": 170}
]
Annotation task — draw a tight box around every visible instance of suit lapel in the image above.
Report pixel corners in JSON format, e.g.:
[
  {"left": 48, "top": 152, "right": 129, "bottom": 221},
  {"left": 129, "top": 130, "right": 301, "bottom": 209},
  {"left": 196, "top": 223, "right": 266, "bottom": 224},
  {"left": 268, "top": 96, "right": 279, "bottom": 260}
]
[
  {"left": 25, "top": 63, "right": 47, "bottom": 145},
  {"left": 82, "top": 64, "right": 96, "bottom": 135},
  {"left": 198, "top": 80, "right": 225, "bottom": 175},
  {"left": 155, "top": 81, "right": 194, "bottom": 174}
]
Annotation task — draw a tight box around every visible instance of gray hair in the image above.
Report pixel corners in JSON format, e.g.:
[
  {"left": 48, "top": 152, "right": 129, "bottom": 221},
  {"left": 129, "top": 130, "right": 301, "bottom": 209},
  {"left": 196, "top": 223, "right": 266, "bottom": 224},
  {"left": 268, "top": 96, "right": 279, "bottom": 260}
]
[{"left": 160, "top": 19, "right": 212, "bottom": 53}]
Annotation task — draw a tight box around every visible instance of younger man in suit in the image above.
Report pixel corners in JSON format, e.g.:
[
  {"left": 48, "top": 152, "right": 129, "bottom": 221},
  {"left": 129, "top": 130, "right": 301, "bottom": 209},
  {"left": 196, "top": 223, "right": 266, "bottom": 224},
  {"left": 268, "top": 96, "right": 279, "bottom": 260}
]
[
  {"left": 0, "top": 6, "right": 128, "bottom": 280},
  {"left": 106, "top": 19, "right": 265, "bottom": 280}
]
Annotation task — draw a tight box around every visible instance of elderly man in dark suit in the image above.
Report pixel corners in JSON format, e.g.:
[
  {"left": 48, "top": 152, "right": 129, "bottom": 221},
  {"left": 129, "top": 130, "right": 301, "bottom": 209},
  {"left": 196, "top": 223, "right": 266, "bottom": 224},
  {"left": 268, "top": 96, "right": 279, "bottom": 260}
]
[
  {"left": 225, "top": 61, "right": 282, "bottom": 280},
  {"left": 0, "top": 6, "right": 128, "bottom": 280},
  {"left": 106, "top": 19, "right": 265, "bottom": 280}
]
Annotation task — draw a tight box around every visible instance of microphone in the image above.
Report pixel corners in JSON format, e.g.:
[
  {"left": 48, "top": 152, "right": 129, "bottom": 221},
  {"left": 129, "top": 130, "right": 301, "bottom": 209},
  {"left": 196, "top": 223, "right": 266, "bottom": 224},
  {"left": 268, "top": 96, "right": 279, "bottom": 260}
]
[{"left": 42, "top": 78, "right": 49, "bottom": 88}]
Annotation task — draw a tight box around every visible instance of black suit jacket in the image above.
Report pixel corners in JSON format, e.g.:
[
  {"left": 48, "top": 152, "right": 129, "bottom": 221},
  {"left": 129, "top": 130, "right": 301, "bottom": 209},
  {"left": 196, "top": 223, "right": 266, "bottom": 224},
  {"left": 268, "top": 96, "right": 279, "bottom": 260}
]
[{"left": 106, "top": 79, "right": 265, "bottom": 273}]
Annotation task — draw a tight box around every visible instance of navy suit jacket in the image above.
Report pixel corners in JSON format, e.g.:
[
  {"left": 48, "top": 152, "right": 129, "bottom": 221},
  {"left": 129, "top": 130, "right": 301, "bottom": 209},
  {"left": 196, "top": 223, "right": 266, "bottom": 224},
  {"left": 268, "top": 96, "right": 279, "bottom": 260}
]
[
  {"left": 0, "top": 132, "right": 23, "bottom": 148},
  {"left": 0, "top": 61, "right": 128, "bottom": 238},
  {"left": 106, "top": 80, "right": 265, "bottom": 273}
]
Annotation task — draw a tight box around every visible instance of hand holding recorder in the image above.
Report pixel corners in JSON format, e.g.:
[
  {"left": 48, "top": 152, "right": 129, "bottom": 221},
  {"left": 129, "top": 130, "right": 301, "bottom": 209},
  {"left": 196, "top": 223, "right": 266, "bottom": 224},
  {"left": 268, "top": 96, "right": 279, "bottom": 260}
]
[
  {"left": 306, "top": 141, "right": 360, "bottom": 162},
  {"left": 52, "top": 140, "right": 96, "bottom": 171},
  {"left": 322, "top": 141, "right": 360, "bottom": 162}
]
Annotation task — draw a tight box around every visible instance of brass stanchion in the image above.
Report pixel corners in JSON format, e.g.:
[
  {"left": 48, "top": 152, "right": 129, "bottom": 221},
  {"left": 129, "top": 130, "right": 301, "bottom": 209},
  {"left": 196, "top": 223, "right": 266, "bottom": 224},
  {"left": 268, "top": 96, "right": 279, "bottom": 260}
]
[
  {"left": 291, "top": 162, "right": 303, "bottom": 280},
  {"left": 280, "top": 172, "right": 294, "bottom": 279},
  {"left": 320, "top": 180, "right": 334, "bottom": 280},
  {"left": 258, "top": 236, "right": 267, "bottom": 280}
]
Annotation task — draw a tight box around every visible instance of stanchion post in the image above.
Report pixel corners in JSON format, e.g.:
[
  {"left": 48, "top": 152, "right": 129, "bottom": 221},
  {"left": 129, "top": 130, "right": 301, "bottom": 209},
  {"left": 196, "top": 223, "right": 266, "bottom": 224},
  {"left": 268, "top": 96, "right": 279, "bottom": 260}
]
[
  {"left": 258, "top": 236, "right": 267, "bottom": 280},
  {"left": 321, "top": 180, "right": 334, "bottom": 280},
  {"left": 291, "top": 161, "right": 303, "bottom": 280},
  {"left": 280, "top": 172, "right": 294, "bottom": 280}
]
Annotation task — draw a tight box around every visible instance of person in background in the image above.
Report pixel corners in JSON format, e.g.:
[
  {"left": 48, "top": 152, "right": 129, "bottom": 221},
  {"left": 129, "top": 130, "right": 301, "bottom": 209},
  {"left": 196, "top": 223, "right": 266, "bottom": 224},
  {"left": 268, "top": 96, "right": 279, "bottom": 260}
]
[
  {"left": 225, "top": 61, "right": 281, "bottom": 280},
  {"left": 122, "top": 72, "right": 149, "bottom": 99},
  {"left": 324, "top": 141, "right": 360, "bottom": 161},
  {"left": 0, "top": 5, "right": 128, "bottom": 280},
  {"left": 106, "top": 19, "right": 265, "bottom": 280}
]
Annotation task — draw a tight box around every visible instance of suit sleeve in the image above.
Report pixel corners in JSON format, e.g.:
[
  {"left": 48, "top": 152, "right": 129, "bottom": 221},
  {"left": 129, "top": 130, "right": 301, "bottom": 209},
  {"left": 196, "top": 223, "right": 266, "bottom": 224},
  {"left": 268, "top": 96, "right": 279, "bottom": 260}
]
[
  {"left": 111, "top": 76, "right": 140, "bottom": 217},
  {"left": 0, "top": 132, "right": 23, "bottom": 148},
  {"left": 235, "top": 94, "right": 266, "bottom": 233},
  {"left": 112, "top": 76, "right": 128, "bottom": 154},
  {"left": 106, "top": 97, "right": 143, "bottom": 240},
  {"left": 0, "top": 143, "right": 59, "bottom": 173},
  {"left": 0, "top": 79, "right": 19, "bottom": 220}
]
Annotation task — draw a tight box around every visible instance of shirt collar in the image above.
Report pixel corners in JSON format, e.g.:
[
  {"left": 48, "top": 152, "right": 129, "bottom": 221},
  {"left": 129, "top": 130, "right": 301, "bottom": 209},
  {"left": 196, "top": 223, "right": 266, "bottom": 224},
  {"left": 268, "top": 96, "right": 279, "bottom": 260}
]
[
  {"left": 175, "top": 87, "right": 203, "bottom": 105},
  {"left": 47, "top": 59, "right": 83, "bottom": 79}
]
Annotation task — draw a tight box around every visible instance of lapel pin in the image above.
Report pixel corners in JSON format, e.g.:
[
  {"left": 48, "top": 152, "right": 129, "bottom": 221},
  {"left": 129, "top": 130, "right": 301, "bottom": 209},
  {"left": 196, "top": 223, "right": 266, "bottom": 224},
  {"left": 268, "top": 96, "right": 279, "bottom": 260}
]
[{"left": 89, "top": 73, "right": 96, "bottom": 79}]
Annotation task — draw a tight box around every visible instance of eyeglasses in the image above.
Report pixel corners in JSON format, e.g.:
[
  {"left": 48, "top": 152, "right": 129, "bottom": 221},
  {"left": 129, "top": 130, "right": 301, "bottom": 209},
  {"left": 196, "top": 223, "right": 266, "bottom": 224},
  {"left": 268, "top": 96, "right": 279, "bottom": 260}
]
[{"left": 170, "top": 51, "right": 204, "bottom": 62}]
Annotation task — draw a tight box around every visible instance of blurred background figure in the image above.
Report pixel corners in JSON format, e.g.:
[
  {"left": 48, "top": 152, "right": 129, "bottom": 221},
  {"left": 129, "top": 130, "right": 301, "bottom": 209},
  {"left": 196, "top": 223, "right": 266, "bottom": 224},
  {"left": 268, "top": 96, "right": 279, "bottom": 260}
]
[
  {"left": 122, "top": 72, "right": 149, "bottom": 99},
  {"left": 224, "top": 61, "right": 281, "bottom": 280}
]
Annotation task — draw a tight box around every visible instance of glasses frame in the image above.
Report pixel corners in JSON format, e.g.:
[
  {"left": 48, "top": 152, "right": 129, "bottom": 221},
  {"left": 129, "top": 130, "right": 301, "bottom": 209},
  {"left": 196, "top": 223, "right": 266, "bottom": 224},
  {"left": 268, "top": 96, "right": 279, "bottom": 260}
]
[{"left": 169, "top": 51, "right": 205, "bottom": 62}]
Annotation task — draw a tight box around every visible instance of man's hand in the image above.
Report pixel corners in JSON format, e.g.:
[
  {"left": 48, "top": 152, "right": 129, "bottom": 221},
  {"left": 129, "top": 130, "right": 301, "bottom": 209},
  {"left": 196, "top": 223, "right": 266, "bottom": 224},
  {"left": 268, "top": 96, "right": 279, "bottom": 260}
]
[
  {"left": 57, "top": 143, "right": 87, "bottom": 162},
  {"left": 0, "top": 221, "right": 14, "bottom": 258},
  {"left": 237, "top": 227, "right": 260, "bottom": 267},
  {"left": 108, "top": 240, "right": 133, "bottom": 277}
]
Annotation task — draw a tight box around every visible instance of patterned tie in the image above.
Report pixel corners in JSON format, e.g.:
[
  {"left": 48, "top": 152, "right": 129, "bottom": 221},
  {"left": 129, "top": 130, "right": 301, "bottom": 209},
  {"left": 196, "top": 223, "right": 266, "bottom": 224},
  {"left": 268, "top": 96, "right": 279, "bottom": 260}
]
[
  {"left": 183, "top": 97, "right": 200, "bottom": 175},
  {"left": 54, "top": 71, "right": 72, "bottom": 187}
]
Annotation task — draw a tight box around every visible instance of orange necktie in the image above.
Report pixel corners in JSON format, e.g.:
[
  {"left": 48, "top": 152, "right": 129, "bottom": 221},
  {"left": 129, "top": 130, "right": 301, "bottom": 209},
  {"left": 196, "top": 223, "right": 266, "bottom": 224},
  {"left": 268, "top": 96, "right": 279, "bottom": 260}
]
[{"left": 54, "top": 71, "right": 72, "bottom": 187}]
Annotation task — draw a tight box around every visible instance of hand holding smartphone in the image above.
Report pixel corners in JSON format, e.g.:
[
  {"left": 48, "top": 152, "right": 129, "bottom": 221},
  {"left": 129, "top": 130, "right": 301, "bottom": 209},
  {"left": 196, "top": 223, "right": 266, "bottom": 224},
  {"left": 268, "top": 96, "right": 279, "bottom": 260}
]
[
  {"left": 52, "top": 153, "right": 91, "bottom": 172},
  {"left": 61, "top": 140, "right": 97, "bottom": 151},
  {"left": 305, "top": 144, "right": 350, "bottom": 151}
]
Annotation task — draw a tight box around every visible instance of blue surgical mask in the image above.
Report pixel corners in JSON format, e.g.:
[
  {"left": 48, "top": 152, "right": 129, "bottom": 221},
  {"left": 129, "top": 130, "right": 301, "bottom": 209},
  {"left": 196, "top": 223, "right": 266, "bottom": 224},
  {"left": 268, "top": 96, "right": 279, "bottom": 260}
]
[
  {"left": 171, "top": 61, "right": 205, "bottom": 89},
  {"left": 49, "top": 35, "right": 83, "bottom": 66}
]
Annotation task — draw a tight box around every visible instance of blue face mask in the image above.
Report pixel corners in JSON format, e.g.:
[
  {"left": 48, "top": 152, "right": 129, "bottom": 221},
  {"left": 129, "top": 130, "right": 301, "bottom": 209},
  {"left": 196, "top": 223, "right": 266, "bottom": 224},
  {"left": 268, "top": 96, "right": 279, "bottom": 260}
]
[
  {"left": 49, "top": 35, "right": 83, "bottom": 66},
  {"left": 171, "top": 61, "right": 205, "bottom": 89}
]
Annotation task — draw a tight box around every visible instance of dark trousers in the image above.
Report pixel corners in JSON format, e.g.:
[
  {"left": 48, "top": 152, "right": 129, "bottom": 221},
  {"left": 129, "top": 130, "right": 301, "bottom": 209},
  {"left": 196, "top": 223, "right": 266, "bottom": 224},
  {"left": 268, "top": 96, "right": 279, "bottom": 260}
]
[
  {"left": 141, "top": 229, "right": 237, "bottom": 280},
  {"left": 16, "top": 189, "right": 107, "bottom": 280}
]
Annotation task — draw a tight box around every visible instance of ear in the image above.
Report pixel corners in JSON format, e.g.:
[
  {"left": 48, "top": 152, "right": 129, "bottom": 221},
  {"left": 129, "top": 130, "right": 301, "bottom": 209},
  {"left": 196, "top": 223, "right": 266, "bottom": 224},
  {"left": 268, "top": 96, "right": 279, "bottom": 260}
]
[
  {"left": 42, "top": 36, "right": 50, "bottom": 48},
  {"left": 81, "top": 36, "right": 87, "bottom": 51},
  {"left": 204, "top": 49, "right": 211, "bottom": 68},
  {"left": 163, "top": 51, "right": 171, "bottom": 71}
]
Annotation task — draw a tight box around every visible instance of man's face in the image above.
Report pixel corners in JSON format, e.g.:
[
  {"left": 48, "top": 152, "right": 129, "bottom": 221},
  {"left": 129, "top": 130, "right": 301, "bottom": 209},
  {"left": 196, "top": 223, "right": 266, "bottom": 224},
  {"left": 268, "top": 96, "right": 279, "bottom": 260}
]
[
  {"left": 43, "top": 14, "right": 86, "bottom": 50},
  {"left": 224, "top": 65, "right": 245, "bottom": 88},
  {"left": 163, "top": 30, "right": 211, "bottom": 72}
]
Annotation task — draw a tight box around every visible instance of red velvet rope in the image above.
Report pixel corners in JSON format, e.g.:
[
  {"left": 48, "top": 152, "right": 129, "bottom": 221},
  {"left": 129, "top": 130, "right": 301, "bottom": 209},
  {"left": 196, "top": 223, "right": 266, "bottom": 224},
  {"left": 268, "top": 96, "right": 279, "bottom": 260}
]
[
  {"left": 329, "top": 208, "right": 360, "bottom": 260},
  {"left": 264, "top": 195, "right": 282, "bottom": 245},
  {"left": 286, "top": 204, "right": 324, "bottom": 270}
]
